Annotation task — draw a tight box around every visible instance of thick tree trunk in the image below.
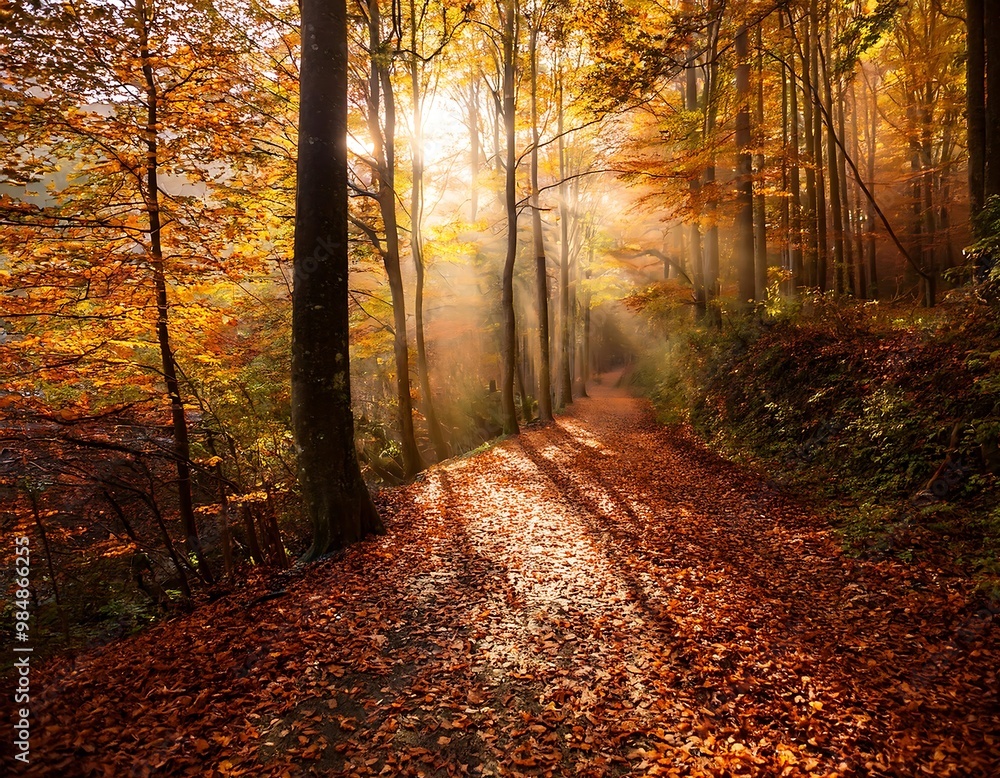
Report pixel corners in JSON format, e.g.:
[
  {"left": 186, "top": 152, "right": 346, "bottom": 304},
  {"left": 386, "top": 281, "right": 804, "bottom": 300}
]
[
  {"left": 968, "top": 0, "right": 986, "bottom": 214},
  {"left": 985, "top": 8, "right": 1000, "bottom": 198},
  {"left": 293, "top": 0, "right": 382, "bottom": 559}
]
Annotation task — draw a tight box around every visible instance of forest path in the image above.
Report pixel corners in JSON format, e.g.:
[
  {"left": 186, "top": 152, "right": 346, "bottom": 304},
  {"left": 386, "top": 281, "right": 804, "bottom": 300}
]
[{"left": 27, "top": 378, "right": 1000, "bottom": 777}]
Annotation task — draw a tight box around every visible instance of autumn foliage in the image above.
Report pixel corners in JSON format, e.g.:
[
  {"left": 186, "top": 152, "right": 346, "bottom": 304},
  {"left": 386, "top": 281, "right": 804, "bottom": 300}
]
[
  {"left": 13, "top": 386, "right": 1000, "bottom": 776},
  {"left": 2, "top": 0, "right": 1000, "bottom": 774}
]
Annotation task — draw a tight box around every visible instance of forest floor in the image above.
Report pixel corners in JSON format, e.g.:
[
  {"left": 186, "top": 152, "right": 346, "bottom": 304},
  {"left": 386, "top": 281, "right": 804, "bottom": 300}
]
[{"left": 16, "top": 377, "right": 1000, "bottom": 778}]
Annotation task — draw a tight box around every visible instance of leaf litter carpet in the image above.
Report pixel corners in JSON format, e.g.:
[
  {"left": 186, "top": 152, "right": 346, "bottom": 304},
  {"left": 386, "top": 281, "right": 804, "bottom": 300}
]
[{"left": 20, "top": 381, "right": 1000, "bottom": 777}]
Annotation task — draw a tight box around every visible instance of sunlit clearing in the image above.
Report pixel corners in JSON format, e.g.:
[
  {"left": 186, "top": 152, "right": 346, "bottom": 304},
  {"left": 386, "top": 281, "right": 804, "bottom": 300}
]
[{"left": 559, "top": 419, "right": 606, "bottom": 450}]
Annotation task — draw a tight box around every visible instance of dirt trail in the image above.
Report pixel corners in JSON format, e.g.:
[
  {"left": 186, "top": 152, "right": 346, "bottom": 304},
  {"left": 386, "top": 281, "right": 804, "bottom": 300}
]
[{"left": 22, "top": 379, "right": 1000, "bottom": 777}]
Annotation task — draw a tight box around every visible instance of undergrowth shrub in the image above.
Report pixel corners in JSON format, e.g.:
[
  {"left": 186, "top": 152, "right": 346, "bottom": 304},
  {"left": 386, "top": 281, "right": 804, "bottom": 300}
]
[{"left": 625, "top": 284, "right": 1000, "bottom": 593}]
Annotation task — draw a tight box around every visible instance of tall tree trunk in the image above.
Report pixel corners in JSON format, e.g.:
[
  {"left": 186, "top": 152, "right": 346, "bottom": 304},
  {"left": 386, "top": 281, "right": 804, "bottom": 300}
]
[
  {"left": 703, "top": 207, "right": 720, "bottom": 316},
  {"left": 263, "top": 487, "right": 289, "bottom": 569},
  {"left": 703, "top": 8, "right": 722, "bottom": 323},
  {"left": 575, "top": 230, "right": 588, "bottom": 398},
  {"left": 136, "top": 0, "right": 211, "bottom": 583},
  {"left": 810, "top": 0, "right": 828, "bottom": 291},
  {"left": 940, "top": 152, "right": 956, "bottom": 272},
  {"left": 27, "top": 489, "right": 69, "bottom": 641},
  {"left": 557, "top": 70, "right": 573, "bottom": 408},
  {"left": 240, "top": 504, "right": 266, "bottom": 565},
  {"left": 849, "top": 77, "right": 867, "bottom": 298},
  {"left": 469, "top": 80, "right": 481, "bottom": 222},
  {"left": 787, "top": 15, "right": 804, "bottom": 292},
  {"left": 514, "top": 330, "right": 531, "bottom": 422},
  {"left": 907, "top": 97, "right": 925, "bottom": 297},
  {"left": 864, "top": 66, "right": 879, "bottom": 297},
  {"left": 753, "top": 24, "right": 767, "bottom": 300},
  {"left": 217, "top": 492, "right": 234, "bottom": 577},
  {"left": 684, "top": 7, "right": 706, "bottom": 316},
  {"left": 493, "top": 87, "right": 503, "bottom": 177},
  {"left": 499, "top": 0, "right": 519, "bottom": 435},
  {"left": 582, "top": 239, "right": 593, "bottom": 391},
  {"left": 409, "top": 1, "right": 449, "bottom": 461},
  {"left": 825, "top": 77, "right": 929, "bottom": 299},
  {"left": 780, "top": 14, "right": 792, "bottom": 294},
  {"left": 967, "top": 0, "right": 986, "bottom": 214},
  {"left": 820, "top": 26, "right": 845, "bottom": 295},
  {"left": 293, "top": 0, "right": 382, "bottom": 559},
  {"left": 569, "top": 195, "right": 579, "bottom": 393},
  {"left": 367, "top": 0, "right": 422, "bottom": 477},
  {"left": 141, "top": 485, "right": 193, "bottom": 599},
  {"left": 985, "top": 10, "right": 1000, "bottom": 198},
  {"left": 921, "top": 87, "right": 937, "bottom": 307},
  {"left": 664, "top": 228, "right": 674, "bottom": 279},
  {"left": 834, "top": 56, "right": 855, "bottom": 295},
  {"left": 529, "top": 27, "right": 553, "bottom": 421},
  {"left": 797, "top": 11, "right": 818, "bottom": 287},
  {"left": 735, "top": 26, "right": 755, "bottom": 306}
]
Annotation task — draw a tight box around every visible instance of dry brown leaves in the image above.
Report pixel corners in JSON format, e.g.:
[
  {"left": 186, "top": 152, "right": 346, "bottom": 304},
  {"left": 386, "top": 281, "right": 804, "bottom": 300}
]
[{"left": 14, "top": 382, "right": 1000, "bottom": 777}]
